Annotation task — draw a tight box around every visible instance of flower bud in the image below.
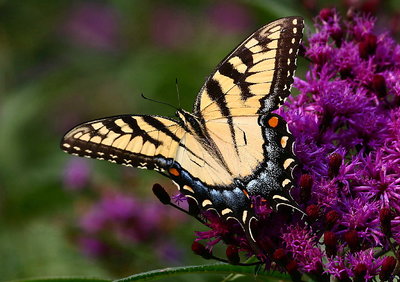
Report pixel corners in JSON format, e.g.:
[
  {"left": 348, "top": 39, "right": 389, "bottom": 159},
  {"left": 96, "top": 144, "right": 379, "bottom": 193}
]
[
  {"left": 324, "top": 231, "right": 337, "bottom": 256},
  {"left": 359, "top": 34, "right": 377, "bottom": 59},
  {"left": 371, "top": 74, "right": 387, "bottom": 97},
  {"left": 299, "top": 174, "right": 313, "bottom": 203},
  {"left": 353, "top": 263, "right": 367, "bottom": 281},
  {"left": 319, "top": 8, "right": 334, "bottom": 21},
  {"left": 380, "top": 208, "right": 392, "bottom": 237},
  {"left": 152, "top": 183, "right": 171, "bottom": 205},
  {"left": 286, "top": 260, "right": 301, "bottom": 281},
  {"left": 273, "top": 248, "right": 287, "bottom": 264},
  {"left": 191, "top": 241, "right": 212, "bottom": 259},
  {"left": 325, "top": 210, "right": 340, "bottom": 229},
  {"left": 344, "top": 229, "right": 359, "bottom": 252},
  {"left": 226, "top": 245, "right": 240, "bottom": 264},
  {"left": 339, "top": 67, "right": 353, "bottom": 79},
  {"left": 379, "top": 256, "right": 397, "bottom": 281},
  {"left": 328, "top": 153, "right": 342, "bottom": 178},
  {"left": 306, "top": 204, "right": 320, "bottom": 222}
]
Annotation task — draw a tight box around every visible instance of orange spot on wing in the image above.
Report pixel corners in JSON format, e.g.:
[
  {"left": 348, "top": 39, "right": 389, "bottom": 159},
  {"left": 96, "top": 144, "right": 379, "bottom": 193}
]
[
  {"left": 268, "top": 116, "right": 279, "bottom": 128},
  {"left": 169, "top": 168, "right": 180, "bottom": 176},
  {"left": 242, "top": 189, "right": 249, "bottom": 198}
]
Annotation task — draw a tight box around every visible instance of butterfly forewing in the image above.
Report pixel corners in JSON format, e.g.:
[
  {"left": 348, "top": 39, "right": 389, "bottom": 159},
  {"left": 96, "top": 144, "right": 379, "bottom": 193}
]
[
  {"left": 61, "top": 115, "right": 185, "bottom": 171},
  {"left": 194, "top": 16, "right": 304, "bottom": 121},
  {"left": 186, "top": 17, "right": 303, "bottom": 185}
]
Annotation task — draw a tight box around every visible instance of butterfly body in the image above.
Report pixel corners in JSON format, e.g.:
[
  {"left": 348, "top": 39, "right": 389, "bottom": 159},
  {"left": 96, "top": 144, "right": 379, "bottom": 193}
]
[{"left": 61, "top": 17, "right": 304, "bottom": 243}]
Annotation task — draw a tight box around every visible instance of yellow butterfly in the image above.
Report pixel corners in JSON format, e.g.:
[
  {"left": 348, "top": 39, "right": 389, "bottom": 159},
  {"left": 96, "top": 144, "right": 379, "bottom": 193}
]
[{"left": 61, "top": 17, "right": 304, "bottom": 242}]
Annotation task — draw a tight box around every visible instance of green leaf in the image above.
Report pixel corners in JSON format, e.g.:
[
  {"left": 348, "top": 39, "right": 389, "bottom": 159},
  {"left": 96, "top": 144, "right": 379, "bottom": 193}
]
[
  {"left": 114, "top": 263, "right": 291, "bottom": 282},
  {"left": 14, "top": 277, "right": 110, "bottom": 282}
]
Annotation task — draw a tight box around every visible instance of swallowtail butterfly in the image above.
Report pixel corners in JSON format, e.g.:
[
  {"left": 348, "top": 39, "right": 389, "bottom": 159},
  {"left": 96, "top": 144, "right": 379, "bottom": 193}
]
[{"left": 61, "top": 17, "right": 304, "bottom": 242}]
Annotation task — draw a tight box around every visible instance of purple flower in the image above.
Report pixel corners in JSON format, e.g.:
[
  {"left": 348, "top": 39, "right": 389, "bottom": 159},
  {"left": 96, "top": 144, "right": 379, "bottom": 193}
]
[
  {"left": 78, "top": 191, "right": 185, "bottom": 259},
  {"left": 149, "top": 6, "right": 193, "bottom": 50},
  {"left": 62, "top": 2, "right": 120, "bottom": 51},
  {"left": 63, "top": 158, "right": 90, "bottom": 190},
  {"left": 337, "top": 197, "right": 384, "bottom": 246},
  {"left": 281, "top": 225, "right": 324, "bottom": 274},
  {"left": 148, "top": 9, "right": 400, "bottom": 280},
  {"left": 352, "top": 152, "right": 400, "bottom": 212},
  {"left": 207, "top": 1, "right": 253, "bottom": 34},
  {"left": 347, "top": 249, "right": 384, "bottom": 280},
  {"left": 78, "top": 236, "right": 109, "bottom": 258}
]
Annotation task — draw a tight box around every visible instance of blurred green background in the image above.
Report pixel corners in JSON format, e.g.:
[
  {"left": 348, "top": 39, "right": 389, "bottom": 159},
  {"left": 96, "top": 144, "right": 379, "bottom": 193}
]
[{"left": 0, "top": 0, "right": 398, "bottom": 281}]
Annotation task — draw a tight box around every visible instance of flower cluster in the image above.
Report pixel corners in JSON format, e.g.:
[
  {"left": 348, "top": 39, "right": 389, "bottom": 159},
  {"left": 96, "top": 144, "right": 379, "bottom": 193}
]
[
  {"left": 155, "top": 9, "right": 400, "bottom": 281},
  {"left": 76, "top": 189, "right": 185, "bottom": 266}
]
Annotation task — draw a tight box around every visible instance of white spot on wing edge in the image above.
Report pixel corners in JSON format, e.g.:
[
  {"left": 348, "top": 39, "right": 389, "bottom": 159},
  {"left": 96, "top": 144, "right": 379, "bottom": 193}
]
[
  {"left": 221, "top": 208, "right": 232, "bottom": 216},
  {"left": 282, "top": 179, "right": 291, "bottom": 187},
  {"left": 183, "top": 185, "right": 194, "bottom": 193},
  {"left": 202, "top": 199, "right": 212, "bottom": 207},
  {"left": 273, "top": 195, "right": 289, "bottom": 202},
  {"left": 242, "top": 210, "right": 248, "bottom": 223},
  {"left": 283, "top": 158, "right": 295, "bottom": 169}
]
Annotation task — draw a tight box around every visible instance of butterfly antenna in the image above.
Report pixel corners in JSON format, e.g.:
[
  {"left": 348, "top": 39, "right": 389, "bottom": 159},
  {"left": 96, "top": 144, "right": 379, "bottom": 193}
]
[
  {"left": 141, "top": 93, "right": 178, "bottom": 110},
  {"left": 175, "top": 78, "right": 182, "bottom": 109}
]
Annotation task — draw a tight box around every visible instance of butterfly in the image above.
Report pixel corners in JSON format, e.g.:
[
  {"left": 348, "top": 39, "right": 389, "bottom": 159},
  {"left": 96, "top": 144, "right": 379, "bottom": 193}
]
[{"left": 61, "top": 17, "right": 304, "bottom": 243}]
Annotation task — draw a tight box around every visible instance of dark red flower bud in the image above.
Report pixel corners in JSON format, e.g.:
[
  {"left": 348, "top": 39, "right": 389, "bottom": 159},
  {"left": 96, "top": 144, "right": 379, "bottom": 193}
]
[
  {"left": 331, "top": 29, "right": 343, "bottom": 47},
  {"left": 379, "top": 256, "right": 397, "bottom": 281},
  {"left": 286, "top": 260, "right": 299, "bottom": 275},
  {"left": 380, "top": 208, "right": 393, "bottom": 236},
  {"left": 353, "top": 263, "right": 367, "bottom": 281},
  {"left": 226, "top": 245, "right": 240, "bottom": 264},
  {"left": 191, "top": 241, "right": 212, "bottom": 259},
  {"left": 319, "top": 8, "right": 334, "bottom": 21},
  {"left": 258, "top": 236, "right": 274, "bottom": 254},
  {"left": 324, "top": 231, "right": 337, "bottom": 256},
  {"left": 344, "top": 229, "right": 359, "bottom": 252},
  {"left": 361, "top": 0, "right": 380, "bottom": 15},
  {"left": 310, "top": 261, "right": 325, "bottom": 277},
  {"left": 299, "top": 174, "right": 313, "bottom": 203},
  {"left": 152, "top": 183, "right": 171, "bottom": 205},
  {"left": 301, "top": 0, "right": 316, "bottom": 11},
  {"left": 273, "top": 248, "right": 287, "bottom": 264},
  {"left": 328, "top": 153, "right": 342, "bottom": 178},
  {"left": 324, "top": 231, "right": 337, "bottom": 248},
  {"left": 306, "top": 204, "right": 320, "bottom": 222},
  {"left": 359, "top": 34, "right": 377, "bottom": 59},
  {"left": 325, "top": 210, "right": 340, "bottom": 228},
  {"left": 339, "top": 67, "right": 353, "bottom": 79},
  {"left": 371, "top": 74, "right": 387, "bottom": 97}
]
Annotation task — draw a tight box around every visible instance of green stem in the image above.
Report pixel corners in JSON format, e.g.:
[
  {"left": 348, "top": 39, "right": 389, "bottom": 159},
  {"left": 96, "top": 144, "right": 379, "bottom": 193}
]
[{"left": 113, "top": 263, "right": 291, "bottom": 282}]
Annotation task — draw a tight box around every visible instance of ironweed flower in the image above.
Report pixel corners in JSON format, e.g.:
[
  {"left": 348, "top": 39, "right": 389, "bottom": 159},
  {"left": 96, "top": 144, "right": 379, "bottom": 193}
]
[
  {"left": 78, "top": 190, "right": 185, "bottom": 264},
  {"left": 154, "top": 9, "right": 400, "bottom": 281},
  {"left": 62, "top": 2, "right": 120, "bottom": 51},
  {"left": 63, "top": 158, "right": 91, "bottom": 190}
]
